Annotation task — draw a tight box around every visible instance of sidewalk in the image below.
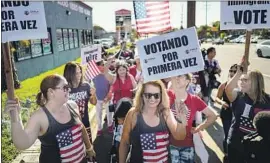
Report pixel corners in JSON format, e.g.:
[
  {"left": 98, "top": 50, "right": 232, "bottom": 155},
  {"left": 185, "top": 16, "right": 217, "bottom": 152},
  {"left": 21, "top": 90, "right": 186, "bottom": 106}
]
[{"left": 12, "top": 107, "right": 101, "bottom": 163}]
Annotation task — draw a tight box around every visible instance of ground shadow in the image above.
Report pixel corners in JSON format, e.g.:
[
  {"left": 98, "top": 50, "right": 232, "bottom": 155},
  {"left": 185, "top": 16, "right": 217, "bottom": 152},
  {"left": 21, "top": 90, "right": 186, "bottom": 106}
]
[
  {"left": 93, "top": 123, "right": 113, "bottom": 163},
  {"left": 195, "top": 120, "right": 224, "bottom": 163}
]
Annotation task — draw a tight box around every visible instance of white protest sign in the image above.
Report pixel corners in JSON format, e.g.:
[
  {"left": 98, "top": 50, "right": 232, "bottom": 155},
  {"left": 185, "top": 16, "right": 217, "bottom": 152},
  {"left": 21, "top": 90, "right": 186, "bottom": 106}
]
[
  {"left": 136, "top": 27, "right": 204, "bottom": 83},
  {"left": 220, "top": 1, "right": 270, "bottom": 30},
  {"left": 1, "top": 1, "right": 47, "bottom": 42},
  {"left": 81, "top": 45, "right": 102, "bottom": 65}
]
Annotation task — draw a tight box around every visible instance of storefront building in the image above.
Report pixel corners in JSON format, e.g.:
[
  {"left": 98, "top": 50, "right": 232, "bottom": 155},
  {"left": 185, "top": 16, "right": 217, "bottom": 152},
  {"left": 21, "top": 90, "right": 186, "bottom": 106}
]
[{"left": 11, "top": 1, "right": 93, "bottom": 80}]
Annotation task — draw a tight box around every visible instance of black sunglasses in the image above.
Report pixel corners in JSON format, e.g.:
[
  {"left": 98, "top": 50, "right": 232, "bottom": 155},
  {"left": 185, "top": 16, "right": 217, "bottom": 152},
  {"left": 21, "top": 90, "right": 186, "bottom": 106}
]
[
  {"left": 229, "top": 70, "right": 237, "bottom": 73},
  {"left": 55, "top": 85, "right": 70, "bottom": 92},
  {"left": 143, "top": 93, "right": 161, "bottom": 100}
]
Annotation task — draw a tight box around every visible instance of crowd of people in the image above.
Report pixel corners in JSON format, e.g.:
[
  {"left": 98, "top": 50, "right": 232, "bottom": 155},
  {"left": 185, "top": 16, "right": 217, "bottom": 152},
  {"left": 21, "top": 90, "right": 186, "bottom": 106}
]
[{"left": 4, "top": 41, "right": 270, "bottom": 163}]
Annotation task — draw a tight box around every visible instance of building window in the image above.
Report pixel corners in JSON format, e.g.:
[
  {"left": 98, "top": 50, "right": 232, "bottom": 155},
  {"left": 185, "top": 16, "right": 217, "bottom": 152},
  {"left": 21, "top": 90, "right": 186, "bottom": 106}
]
[
  {"left": 42, "top": 30, "right": 52, "bottom": 55},
  {"left": 63, "top": 29, "right": 69, "bottom": 50},
  {"left": 56, "top": 29, "right": 64, "bottom": 51},
  {"left": 13, "top": 28, "right": 53, "bottom": 61},
  {"left": 31, "top": 39, "right": 42, "bottom": 57},
  {"left": 80, "top": 30, "right": 86, "bottom": 46},
  {"left": 74, "top": 29, "right": 79, "bottom": 48},
  {"left": 16, "top": 40, "right": 31, "bottom": 61},
  {"left": 69, "top": 29, "right": 74, "bottom": 49}
]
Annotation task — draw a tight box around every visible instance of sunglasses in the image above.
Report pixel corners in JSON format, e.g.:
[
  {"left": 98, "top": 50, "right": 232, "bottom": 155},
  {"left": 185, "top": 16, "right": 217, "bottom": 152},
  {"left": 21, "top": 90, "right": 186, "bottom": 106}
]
[
  {"left": 143, "top": 93, "right": 161, "bottom": 100},
  {"left": 229, "top": 70, "right": 237, "bottom": 73},
  {"left": 239, "top": 78, "right": 248, "bottom": 83},
  {"left": 55, "top": 85, "right": 70, "bottom": 92}
]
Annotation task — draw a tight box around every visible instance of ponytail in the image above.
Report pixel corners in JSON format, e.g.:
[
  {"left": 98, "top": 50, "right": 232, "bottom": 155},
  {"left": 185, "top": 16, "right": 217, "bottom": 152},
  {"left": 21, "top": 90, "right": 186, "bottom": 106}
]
[{"left": 36, "top": 92, "right": 46, "bottom": 106}]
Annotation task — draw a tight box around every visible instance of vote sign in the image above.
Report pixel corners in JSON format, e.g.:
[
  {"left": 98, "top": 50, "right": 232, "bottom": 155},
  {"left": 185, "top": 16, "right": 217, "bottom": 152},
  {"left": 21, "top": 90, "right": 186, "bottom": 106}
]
[
  {"left": 2, "top": 1, "right": 47, "bottom": 42},
  {"left": 81, "top": 45, "right": 102, "bottom": 65},
  {"left": 136, "top": 27, "right": 205, "bottom": 83},
  {"left": 220, "top": 1, "right": 270, "bottom": 30}
]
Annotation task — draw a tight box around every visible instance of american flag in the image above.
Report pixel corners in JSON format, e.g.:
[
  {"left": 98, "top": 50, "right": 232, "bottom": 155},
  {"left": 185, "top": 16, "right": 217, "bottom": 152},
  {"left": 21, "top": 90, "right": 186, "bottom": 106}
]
[
  {"left": 85, "top": 60, "right": 100, "bottom": 80},
  {"left": 133, "top": 0, "right": 171, "bottom": 34},
  {"left": 140, "top": 132, "right": 169, "bottom": 163},
  {"left": 239, "top": 116, "right": 256, "bottom": 134},
  {"left": 56, "top": 124, "right": 85, "bottom": 163}
]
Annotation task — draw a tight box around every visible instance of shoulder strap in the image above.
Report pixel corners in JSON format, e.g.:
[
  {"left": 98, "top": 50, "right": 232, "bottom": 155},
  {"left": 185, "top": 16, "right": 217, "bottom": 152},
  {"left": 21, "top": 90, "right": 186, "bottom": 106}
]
[{"left": 66, "top": 103, "right": 81, "bottom": 121}]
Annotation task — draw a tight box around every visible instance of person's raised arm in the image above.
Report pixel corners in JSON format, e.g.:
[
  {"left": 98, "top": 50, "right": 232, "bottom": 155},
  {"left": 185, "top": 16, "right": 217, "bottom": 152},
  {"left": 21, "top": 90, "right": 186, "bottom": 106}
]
[
  {"left": 129, "top": 74, "right": 137, "bottom": 90},
  {"left": 225, "top": 65, "right": 243, "bottom": 102},
  {"left": 119, "top": 108, "right": 136, "bottom": 163},
  {"left": 104, "top": 59, "right": 116, "bottom": 85},
  {"left": 5, "top": 99, "right": 41, "bottom": 150}
]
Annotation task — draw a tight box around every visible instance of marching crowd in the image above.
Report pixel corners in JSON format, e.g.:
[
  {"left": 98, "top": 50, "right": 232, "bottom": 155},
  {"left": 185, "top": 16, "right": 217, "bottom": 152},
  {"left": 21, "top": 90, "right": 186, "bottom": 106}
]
[{"left": 5, "top": 41, "right": 270, "bottom": 163}]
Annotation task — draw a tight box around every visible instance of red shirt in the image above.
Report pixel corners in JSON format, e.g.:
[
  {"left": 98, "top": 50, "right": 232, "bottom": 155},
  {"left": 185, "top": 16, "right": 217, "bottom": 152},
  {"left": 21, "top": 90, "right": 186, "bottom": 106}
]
[
  {"left": 129, "top": 65, "right": 137, "bottom": 79},
  {"left": 112, "top": 75, "right": 133, "bottom": 104},
  {"left": 168, "top": 90, "right": 207, "bottom": 147}
]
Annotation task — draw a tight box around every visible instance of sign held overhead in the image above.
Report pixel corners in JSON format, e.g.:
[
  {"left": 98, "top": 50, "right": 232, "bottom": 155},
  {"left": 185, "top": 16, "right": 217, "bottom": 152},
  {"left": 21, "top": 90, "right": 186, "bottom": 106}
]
[
  {"left": 220, "top": 1, "right": 270, "bottom": 30},
  {"left": 1, "top": 1, "right": 47, "bottom": 42},
  {"left": 136, "top": 27, "right": 204, "bottom": 83},
  {"left": 81, "top": 45, "right": 102, "bottom": 65}
]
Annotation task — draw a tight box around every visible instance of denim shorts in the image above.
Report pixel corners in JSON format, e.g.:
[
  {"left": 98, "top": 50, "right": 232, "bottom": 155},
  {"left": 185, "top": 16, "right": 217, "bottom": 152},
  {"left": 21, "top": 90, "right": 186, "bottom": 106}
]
[{"left": 169, "top": 145, "right": 195, "bottom": 163}]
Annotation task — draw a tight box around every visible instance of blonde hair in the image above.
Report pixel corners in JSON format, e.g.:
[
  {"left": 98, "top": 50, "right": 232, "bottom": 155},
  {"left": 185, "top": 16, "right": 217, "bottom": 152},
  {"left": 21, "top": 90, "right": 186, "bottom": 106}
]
[
  {"left": 248, "top": 70, "right": 267, "bottom": 104},
  {"left": 133, "top": 80, "right": 170, "bottom": 115}
]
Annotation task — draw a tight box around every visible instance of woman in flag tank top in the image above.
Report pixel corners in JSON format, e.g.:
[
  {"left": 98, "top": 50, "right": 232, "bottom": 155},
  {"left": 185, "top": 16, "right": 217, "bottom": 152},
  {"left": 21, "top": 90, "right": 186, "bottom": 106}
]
[
  {"left": 64, "top": 62, "right": 97, "bottom": 144},
  {"left": 225, "top": 63, "right": 270, "bottom": 163},
  {"left": 4, "top": 74, "right": 95, "bottom": 163},
  {"left": 119, "top": 80, "right": 187, "bottom": 163}
]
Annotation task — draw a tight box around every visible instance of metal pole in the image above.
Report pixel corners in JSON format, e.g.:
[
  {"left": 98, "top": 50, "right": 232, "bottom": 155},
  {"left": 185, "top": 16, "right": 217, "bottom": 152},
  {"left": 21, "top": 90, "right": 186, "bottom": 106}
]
[{"left": 206, "top": 1, "right": 208, "bottom": 26}]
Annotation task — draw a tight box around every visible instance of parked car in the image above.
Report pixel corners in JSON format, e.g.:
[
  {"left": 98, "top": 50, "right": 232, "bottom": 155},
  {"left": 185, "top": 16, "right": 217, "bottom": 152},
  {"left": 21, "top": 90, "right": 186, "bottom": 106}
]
[
  {"left": 212, "top": 38, "right": 224, "bottom": 45},
  {"left": 101, "top": 38, "right": 114, "bottom": 48},
  {"left": 251, "top": 37, "right": 258, "bottom": 43},
  {"left": 256, "top": 40, "right": 270, "bottom": 57},
  {"left": 93, "top": 39, "right": 102, "bottom": 44}
]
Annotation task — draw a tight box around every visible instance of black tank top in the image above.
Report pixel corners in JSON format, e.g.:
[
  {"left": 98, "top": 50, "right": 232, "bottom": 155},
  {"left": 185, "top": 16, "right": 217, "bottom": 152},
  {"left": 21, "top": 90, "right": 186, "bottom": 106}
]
[
  {"left": 130, "top": 113, "right": 169, "bottom": 163},
  {"left": 38, "top": 105, "right": 87, "bottom": 163},
  {"left": 220, "top": 82, "right": 233, "bottom": 120}
]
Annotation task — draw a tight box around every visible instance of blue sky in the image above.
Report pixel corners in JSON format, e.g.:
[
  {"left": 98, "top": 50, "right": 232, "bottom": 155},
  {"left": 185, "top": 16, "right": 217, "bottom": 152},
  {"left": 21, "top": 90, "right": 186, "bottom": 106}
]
[{"left": 85, "top": 2, "right": 220, "bottom": 32}]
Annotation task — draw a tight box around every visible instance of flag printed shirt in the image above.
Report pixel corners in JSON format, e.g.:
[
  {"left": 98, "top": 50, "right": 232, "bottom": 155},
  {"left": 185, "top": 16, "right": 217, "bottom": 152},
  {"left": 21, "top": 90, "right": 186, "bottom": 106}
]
[
  {"left": 38, "top": 106, "right": 86, "bottom": 163},
  {"left": 228, "top": 92, "right": 270, "bottom": 146},
  {"left": 56, "top": 124, "right": 85, "bottom": 163},
  {"left": 130, "top": 113, "right": 169, "bottom": 163},
  {"left": 69, "top": 82, "right": 91, "bottom": 128}
]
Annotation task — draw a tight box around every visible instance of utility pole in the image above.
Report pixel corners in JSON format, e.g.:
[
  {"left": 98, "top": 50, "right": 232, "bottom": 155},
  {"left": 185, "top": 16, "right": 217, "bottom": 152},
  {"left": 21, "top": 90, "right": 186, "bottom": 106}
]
[
  {"left": 206, "top": 1, "right": 208, "bottom": 26},
  {"left": 180, "top": 4, "right": 184, "bottom": 29},
  {"left": 187, "top": 1, "right": 196, "bottom": 28}
]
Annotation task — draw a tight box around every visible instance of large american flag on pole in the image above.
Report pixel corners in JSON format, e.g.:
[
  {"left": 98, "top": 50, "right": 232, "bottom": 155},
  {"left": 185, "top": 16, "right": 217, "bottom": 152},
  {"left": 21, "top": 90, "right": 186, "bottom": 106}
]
[
  {"left": 56, "top": 124, "right": 85, "bottom": 163},
  {"left": 133, "top": 0, "right": 171, "bottom": 34},
  {"left": 140, "top": 131, "right": 169, "bottom": 163},
  {"left": 85, "top": 60, "right": 100, "bottom": 80}
]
